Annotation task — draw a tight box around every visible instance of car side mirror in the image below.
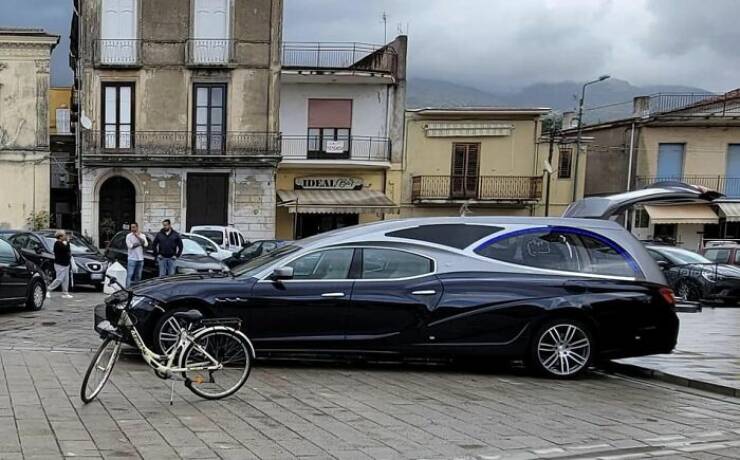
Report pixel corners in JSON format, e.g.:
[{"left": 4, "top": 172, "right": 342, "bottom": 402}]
[
  {"left": 271, "top": 266, "right": 294, "bottom": 281},
  {"left": 34, "top": 246, "right": 43, "bottom": 254},
  {"left": 656, "top": 260, "right": 669, "bottom": 270}
]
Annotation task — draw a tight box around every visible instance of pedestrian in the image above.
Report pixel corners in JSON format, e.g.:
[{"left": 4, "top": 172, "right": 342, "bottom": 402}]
[
  {"left": 46, "top": 230, "right": 73, "bottom": 299},
  {"left": 126, "top": 222, "right": 148, "bottom": 287},
  {"left": 152, "top": 219, "right": 183, "bottom": 277}
]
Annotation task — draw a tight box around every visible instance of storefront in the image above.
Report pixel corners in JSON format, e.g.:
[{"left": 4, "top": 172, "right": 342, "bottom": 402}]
[{"left": 631, "top": 203, "right": 719, "bottom": 249}]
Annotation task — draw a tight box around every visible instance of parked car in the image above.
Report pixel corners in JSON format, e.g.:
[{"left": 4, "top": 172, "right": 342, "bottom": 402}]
[
  {"left": 647, "top": 244, "right": 740, "bottom": 303},
  {"left": 0, "top": 229, "right": 21, "bottom": 239},
  {"left": 0, "top": 237, "right": 46, "bottom": 310},
  {"left": 9, "top": 230, "right": 109, "bottom": 290},
  {"left": 190, "top": 225, "right": 247, "bottom": 253},
  {"left": 182, "top": 232, "right": 233, "bottom": 261},
  {"left": 701, "top": 243, "right": 740, "bottom": 266},
  {"left": 93, "top": 183, "right": 725, "bottom": 379},
  {"left": 104, "top": 231, "right": 229, "bottom": 280},
  {"left": 223, "top": 240, "right": 288, "bottom": 269}
]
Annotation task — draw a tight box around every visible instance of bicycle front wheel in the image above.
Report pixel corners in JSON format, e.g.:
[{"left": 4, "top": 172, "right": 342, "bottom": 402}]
[
  {"left": 181, "top": 329, "right": 252, "bottom": 400},
  {"left": 80, "top": 338, "right": 121, "bottom": 403}
]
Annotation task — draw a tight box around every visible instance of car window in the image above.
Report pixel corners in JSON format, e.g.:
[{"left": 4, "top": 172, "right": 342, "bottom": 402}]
[
  {"left": 657, "top": 247, "right": 711, "bottom": 264},
  {"left": 229, "top": 231, "right": 237, "bottom": 246},
  {"left": 262, "top": 242, "right": 277, "bottom": 252},
  {"left": 647, "top": 249, "right": 670, "bottom": 263},
  {"left": 578, "top": 235, "right": 636, "bottom": 277},
  {"left": 361, "top": 249, "right": 433, "bottom": 279},
  {"left": 10, "top": 234, "right": 27, "bottom": 249},
  {"left": 286, "top": 249, "right": 354, "bottom": 280},
  {"left": 734, "top": 251, "right": 740, "bottom": 264},
  {"left": 110, "top": 232, "right": 126, "bottom": 250},
  {"left": 704, "top": 248, "right": 731, "bottom": 263},
  {"left": 26, "top": 236, "right": 44, "bottom": 252},
  {"left": 182, "top": 239, "right": 207, "bottom": 256},
  {"left": 195, "top": 230, "right": 223, "bottom": 245},
  {"left": 238, "top": 233, "right": 245, "bottom": 246},
  {"left": 189, "top": 235, "right": 216, "bottom": 252},
  {"left": 0, "top": 239, "right": 17, "bottom": 264},
  {"left": 232, "top": 244, "right": 301, "bottom": 278},
  {"left": 240, "top": 242, "right": 262, "bottom": 258}
]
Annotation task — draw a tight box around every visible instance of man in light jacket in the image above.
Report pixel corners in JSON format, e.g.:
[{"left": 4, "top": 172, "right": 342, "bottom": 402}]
[{"left": 126, "top": 222, "right": 148, "bottom": 287}]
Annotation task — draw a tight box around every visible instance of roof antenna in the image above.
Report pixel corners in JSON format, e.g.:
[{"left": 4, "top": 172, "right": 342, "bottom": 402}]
[{"left": 381, "top": 12, "right": 388, "bottom": 43}]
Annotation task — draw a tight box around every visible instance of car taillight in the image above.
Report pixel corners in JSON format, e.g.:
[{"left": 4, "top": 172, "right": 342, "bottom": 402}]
[{"left": 659, "top": 287, "right": 676, "bottom": 305}]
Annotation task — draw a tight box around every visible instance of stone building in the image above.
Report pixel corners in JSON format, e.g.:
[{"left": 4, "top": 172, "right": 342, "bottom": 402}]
[
  {"left": 71, "top": 0, "right": 282, "bottom": 246},
  {"left": 0, "top": 28, "right": 59, "bottom": 230}
]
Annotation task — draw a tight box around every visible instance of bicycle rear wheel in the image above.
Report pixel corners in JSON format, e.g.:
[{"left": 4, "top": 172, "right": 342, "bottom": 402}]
[
  {"left": 81, "top": 338, "right": 121, "bottom": 403},
  {"left": 180, "top": 328, "right": 252, "bottom": 400}
]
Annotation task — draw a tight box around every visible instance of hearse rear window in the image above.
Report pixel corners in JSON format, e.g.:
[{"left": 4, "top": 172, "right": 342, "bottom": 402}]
[{"left": 386, "top": 224, "right": 502, "bottom": 249}]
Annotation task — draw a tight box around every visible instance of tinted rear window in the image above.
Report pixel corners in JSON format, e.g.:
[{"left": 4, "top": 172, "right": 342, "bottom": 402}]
[
  {"left": 194, "top": 230, "right": 223, "bottom": 245},
  {"left": 386, "top": 224, "right": 502, "bottom": 249}
]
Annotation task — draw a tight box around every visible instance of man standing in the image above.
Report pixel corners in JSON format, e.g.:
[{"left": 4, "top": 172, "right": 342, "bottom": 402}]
[
  {"left": 152, "top": 219, "right": 183, "bottom": 277},
  {"left": 126, "top": 222, "right": 147, "bottom": 287}
]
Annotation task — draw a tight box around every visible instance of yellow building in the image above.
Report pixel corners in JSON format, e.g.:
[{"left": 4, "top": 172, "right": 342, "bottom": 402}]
[{"left": 399, "top": 108, "right": 584, "bottom": 219}]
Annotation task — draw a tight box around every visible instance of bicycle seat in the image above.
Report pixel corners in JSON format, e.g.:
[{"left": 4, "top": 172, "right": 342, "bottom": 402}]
[{"left": 173, "top": 310, "right": 204, "bottom": 323}]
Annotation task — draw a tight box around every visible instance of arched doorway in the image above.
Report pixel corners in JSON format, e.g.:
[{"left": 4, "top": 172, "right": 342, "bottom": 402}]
[{"left": 98, "top": 176, "right": 136, "bottom": 247}]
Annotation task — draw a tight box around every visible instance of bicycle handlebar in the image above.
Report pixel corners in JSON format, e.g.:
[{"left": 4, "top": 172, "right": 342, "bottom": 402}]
[{"left": 105, "top": 274, "right": 159, "bottom": 305}]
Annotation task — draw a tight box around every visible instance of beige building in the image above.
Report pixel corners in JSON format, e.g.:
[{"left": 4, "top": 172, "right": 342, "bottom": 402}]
[
  {"left": 399, "top": 108, "right": 584, "bottom": 219},
  {"left": 72, "top": 0, "right": 282, "bottom": 246},
  {"left": 0, "top": 28, "right": 59, "bottom": 230}
]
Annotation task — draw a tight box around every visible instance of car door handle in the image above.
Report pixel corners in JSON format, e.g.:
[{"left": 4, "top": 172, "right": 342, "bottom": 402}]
[
  {"left": 321, "top": 292, "right": 345, "bottom": 298},
  {"left": 412, "top": 290, "right": 437, "bottom": 295}
]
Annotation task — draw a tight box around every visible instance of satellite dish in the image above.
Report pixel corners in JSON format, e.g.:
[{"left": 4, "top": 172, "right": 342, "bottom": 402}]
[
  {"left": 80, "top": 113, "right": 92, "bottom": 130},
  {"left": 543, "top": 160, "right": 554, "bottom": 174}
]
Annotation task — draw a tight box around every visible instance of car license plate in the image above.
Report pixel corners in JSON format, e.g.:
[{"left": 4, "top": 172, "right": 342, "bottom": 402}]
[{"left": 91, "top": 273, "right": 104, "bottom": 280}]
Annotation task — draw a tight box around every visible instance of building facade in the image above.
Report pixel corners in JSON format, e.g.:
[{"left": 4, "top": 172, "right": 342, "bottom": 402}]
[
  {"left": 275, "top": 36, "right": 407, "bottom": 239},
  {"left": 0, "top": 28, "right": 59, "bottom": 230},
  {"left": 72, "top": 0, "right": 282, "bottom": 246},
  {"left": 48, "top": 87, "right": 78, "bottom": 230}
]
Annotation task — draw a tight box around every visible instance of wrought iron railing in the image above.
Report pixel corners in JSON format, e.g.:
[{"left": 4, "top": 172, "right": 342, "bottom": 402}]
[
  {"left": 412, "top": 175, "right": 543, "bottom": 201},
  {"left": 635, "top": 175, "right": 740, "bottom": 197},
  {"left": 94, "top": 39, "right": 141, "bottom": 66},
  {"left": 648, "top": 93, "right": 740, "bottom": 116},
  {"left": 81, "top": 130, "right": 280, "bottom": 156},
  {"left": 281, "top": 135, "right": 391, "bottom": 161},
  {"left": 186, "top": 39, "right": 235, "bottom": 65},
  {"left": 281, "top": 42, "right": 397, "bottom": 74}
]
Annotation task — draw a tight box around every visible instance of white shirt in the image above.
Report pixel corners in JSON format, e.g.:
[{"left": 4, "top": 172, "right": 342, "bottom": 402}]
[{"left": 126, "top": 232, "right": 148, "bottom": 261}]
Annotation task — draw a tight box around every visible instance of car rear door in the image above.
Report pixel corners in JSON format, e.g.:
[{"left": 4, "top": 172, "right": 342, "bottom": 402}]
[{"left": 0, "top": 240, "right": 31, "bottom": 304}]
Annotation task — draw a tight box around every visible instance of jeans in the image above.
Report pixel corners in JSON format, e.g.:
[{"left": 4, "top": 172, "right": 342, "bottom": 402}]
[
  {"left": 47, "top": 264, "right": 70, "bottom": 293},
  {"left": 126, "top": 259, "right": 144, "bottom": 287},
  {"left": 158, "top": 257, "right": 177, "bottom": 277}
]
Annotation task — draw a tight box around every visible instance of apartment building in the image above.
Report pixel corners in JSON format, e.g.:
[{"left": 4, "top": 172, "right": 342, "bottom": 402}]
[
  {"left": 71, "top": 0, "right": 282, "bottom": 246},
  {"left": 48, "top": 87, "right": 77, "bottom": 230},
  {"left": 275, "top": 36, "right": 407, "bottom": 239},
  {"left": 570, "top": 91, "right": 740, "bottom": 249},
  {"left": 0, "top": 28, "right": 59, "bottom": 230}
]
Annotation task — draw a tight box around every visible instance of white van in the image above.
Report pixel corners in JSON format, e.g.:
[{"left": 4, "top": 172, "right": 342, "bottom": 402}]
[{"left": 189, "top": 225, "right": 247, "bottom": 254}]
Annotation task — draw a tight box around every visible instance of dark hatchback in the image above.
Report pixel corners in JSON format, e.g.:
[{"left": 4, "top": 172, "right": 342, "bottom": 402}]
[
  {"left": 0, "top": 237, "right": 46, "bottom": 310},
  {"left": 8, "top": 230, "right": 109, "bottom": 290},
  {"left": 223, "top": 240, "right": 288, "bottom": 269},
  {"left": 104, "top": 231, "right": 228, "bottom": 280}
]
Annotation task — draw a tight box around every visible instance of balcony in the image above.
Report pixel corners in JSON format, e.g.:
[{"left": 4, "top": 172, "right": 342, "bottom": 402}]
[
  {"left": 412, "top": 175, "right": 543, "bottom": 203},
  {"left": 186, "top": 39, "right": 235, "bottom": 66},
  {"left": 81, "top": 130, "right": 280, "bottom": 167},
  {"left": 281, "top": 135, "right": 391, "bottom": 162},
  {"left": 281, "top": 42, "right": 397, "bottom": 74},
  {"left": 94, "top": 39, "right": 141, "bottom": 66},
  {"left": 636, "top": 175, "right": 740, "bottom": 197},
  {"left": 647, "top": 93, "right": 740, "bottom": 117}
]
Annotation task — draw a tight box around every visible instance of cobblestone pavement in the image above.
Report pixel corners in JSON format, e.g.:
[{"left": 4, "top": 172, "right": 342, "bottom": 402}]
[{"left": 0, "top": 293, "right": 739, "bottom": 459}]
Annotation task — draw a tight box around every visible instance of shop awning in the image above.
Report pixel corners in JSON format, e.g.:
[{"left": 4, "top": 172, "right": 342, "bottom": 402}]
[
  {"left": 718, "top": 202, "right": 740, "bottom": 222},
  {"left": 643, "top": 204, "right": 719, "bottom": 224},
  {"left": 277, "top": 189, "right": 399, "bottom": 214}
]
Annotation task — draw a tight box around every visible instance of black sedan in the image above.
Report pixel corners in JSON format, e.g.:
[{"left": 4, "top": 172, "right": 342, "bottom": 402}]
[
  {"left": 646, "top": 244, "right": 740, "bottom": 303},
  {"left": 9, "top": 230, "right": 109, "bottom": 290},
  {"left": 104, "top": 231, "right": 228, "bottom": 279},
  {"left": 0, "top": 237, "right": 46, "bottom": 310},
  {"left": 223, "top": 240, "right": 288, "bottom": 269}
]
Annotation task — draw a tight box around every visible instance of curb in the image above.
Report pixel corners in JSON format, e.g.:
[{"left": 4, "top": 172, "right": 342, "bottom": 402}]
[{"left": 604, "top": 361, "right": 740, "bottom": 398}]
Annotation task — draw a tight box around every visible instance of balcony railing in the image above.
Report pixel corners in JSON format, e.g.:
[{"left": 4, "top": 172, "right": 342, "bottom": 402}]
[
  {"left": 281, "top": 135, "right": 391, "bottom": 161},
  {"left": 186, "top": 39, "right": 234, "bottom": 66},
  {"left": 648, "top": 93, "right": 740, "bottom": 117},
  {"left": 94, "top": 39, "right": 141, "bottom": 66},
  {"left": 412, "top": 175, "right": 543, "bottom": 202},
  {"left": 81, "top": 130, "right": 280, "bottom": 157},
  {"left": 281, "top": 42, "right": 397, "bottom": 74},
  {"left": 636, "top": 175, "right": 740, "bottom": 197}
]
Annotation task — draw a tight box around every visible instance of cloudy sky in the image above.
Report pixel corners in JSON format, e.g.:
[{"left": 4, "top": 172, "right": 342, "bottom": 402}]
[{"left": 2, "top": 0, "right": 738, "bottom": 93}]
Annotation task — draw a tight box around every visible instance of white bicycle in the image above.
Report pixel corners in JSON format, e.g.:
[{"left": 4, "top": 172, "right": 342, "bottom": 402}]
[{"left": 81, "top": 276, "right": 254, "bottom": 403}]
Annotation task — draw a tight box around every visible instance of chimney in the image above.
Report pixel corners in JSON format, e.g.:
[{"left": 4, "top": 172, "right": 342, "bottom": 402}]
[
  {"left": 633, "top": 96, "right": 650, "bottom": 118},
  {"left": 561, "top": 111, "right": 577, "bottom": 129}
]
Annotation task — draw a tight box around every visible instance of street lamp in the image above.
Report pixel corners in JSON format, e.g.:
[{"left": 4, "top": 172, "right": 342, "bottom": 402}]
[{"left": 571, "top": 74, "right": 610, "bottom": 201}]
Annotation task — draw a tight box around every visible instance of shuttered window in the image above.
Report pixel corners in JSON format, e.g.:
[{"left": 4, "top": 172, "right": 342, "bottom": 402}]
[
  {"left": 451, "top": 143, "right": 480, "bottom": 198},
  {"left": 307, "top": 99, "right": 353, "bottom": 158},
  {"left": 558, "top": 148, "right": 572, "bottom": 179}
]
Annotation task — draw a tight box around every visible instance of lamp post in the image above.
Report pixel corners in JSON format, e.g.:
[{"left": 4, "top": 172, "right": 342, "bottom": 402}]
[{"left": 571, "top": 74, "right": 610, "bottom": 202}]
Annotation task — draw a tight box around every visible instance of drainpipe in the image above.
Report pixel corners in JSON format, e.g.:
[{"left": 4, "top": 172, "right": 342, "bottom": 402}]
[{"left": 625, "top": 122, "right": 636, "bottom": 231}]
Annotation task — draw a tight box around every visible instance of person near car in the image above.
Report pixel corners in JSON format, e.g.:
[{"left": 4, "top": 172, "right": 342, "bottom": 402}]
[
  {"left": 126, "top": 223, "right": 148, "bottom": 287},
  {"left": 152, "top": 219, "right": 183, "bottom": 277},
  {"left": 46, "top": 230, "right": 73, "bottom": 299}
]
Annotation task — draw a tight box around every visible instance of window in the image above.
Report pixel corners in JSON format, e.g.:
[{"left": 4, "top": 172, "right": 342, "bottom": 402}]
[
  {"left": 558, "top": 148, "right": 572, "bottom": 179},
  {"left": 0, "top": 239, "right": 17, "bottom": 264},
  {"left": 100, "top": 0, "right": 138, "bottom": 64},
  {"left": 286, "top": 249, "right": 354, "bottom": 280},
  {"left": 102, "top": 82, "right": 134, "bottom": 149},
  {"left": 25, "top": 236, "right": 45, "bottom": 253},
  {"left": 656, "top": 143, "right": 685, "bottom": 180},
  {"left": 647, "top": 249, "right": 670, "bottom": 264},
  {"left": 704, "top": 248, "right": 731, "bottom": 263},
  {"left": 451, "top": 143, "right": 480, "bottom": 198},
  {"left": 386, "top": 224, "right": 502, "bottom": 249},
  {"left": 734, "top": 251, "right": 740, "bottom": 264},
  {"left": 193, "top": 83, "right": 226, "bottom": 153},
  {"left": 634, "top": 209, "right": 650, "bottom": 228},
  {"left": 361, "top": 249, "right": 433, "bottom": 279},
  {"left": 9, "top": 234, "right": 28, "bottom": 250},
  {"left": 192, "top": 0, "right": 230, "bottom": 64},
  {"left": 307, "top": 99, "right": 352, "bottom": 159},
  {"left": 229, "top": 231, "right": 237, "bottom": 247}
]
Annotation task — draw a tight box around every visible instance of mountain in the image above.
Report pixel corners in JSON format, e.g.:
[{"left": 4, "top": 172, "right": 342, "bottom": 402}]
[{"left": 406, "top": 77, "right": 712, "bottom": 123}]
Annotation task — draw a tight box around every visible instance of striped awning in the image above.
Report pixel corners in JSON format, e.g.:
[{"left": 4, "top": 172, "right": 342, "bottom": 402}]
[
  {"left": 643, "top": 204, "right": 719, "bottom": 224},
  {"left": 718, "top": 202, "right": 740, "bottom": 222},
  {"left": 277, "top": 189, "right": 399, "bottom": 214}
]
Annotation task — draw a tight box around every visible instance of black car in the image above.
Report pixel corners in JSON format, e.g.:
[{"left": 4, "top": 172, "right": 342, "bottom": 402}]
[
  {"left": 104, "top": 231, "right": 228, "bottom": 279},
  {"left": 0, "top": 237, "right": 46, "bottom": 310},
  {"left": 646, "top": 244, "right": 740, "bottom": 303},
  {"left": 9, "top": 231, "right": 109, "bottom": 290},
  {"left": 223, "top": 240, "right": 288, "bottom": 269}
]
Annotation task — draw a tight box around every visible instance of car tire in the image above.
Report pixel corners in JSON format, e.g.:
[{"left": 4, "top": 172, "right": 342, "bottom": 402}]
[
  {"left": 153, "top": 308, "right": 206, "bottom": 355},
  {"left": 675, "top": 279, "right": 701, "bottom": 302},
  {"left": 528, "top": 318, "right": 593, "bottom": 379},
  {"left": 95, "top": 283, "right": 104, "bottom": 292},
  {"left": 25, "top": 279, "right": 46, "bottom": 311}
]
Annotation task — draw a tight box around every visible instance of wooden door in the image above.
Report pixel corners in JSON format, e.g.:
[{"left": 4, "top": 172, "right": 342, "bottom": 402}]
[
  {"left": 450, "top": 143, "right": 480, "bottom": 198},
  {"left": 186, "top": 173, "right": 229, "bottom": 230}
]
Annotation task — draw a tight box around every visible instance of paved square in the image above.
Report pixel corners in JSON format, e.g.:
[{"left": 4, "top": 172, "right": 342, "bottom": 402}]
[{"left": 0, "top": 293, "right": 739, "bottom": 459}]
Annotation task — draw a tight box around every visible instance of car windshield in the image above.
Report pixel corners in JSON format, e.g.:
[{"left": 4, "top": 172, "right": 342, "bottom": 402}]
[
  {"left": 182, "top": 238, "right": 207, "bottom": 256},
  {"left": 232, "top": 244, "right": 301, "bottom": 278},
  {"left": 188, "top": 235, "right": 216, "bottom": 252},
  {"left": 45, "top": 236, "right": 99, "bottom": 255},
  {"left": 194, "top": 230, "right": 223, "bottom": 245},
  {"left": 657, "top": 247, "right": 712, "bottom": 265}
]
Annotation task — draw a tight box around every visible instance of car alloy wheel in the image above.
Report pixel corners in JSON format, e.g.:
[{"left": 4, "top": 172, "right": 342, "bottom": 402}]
[
  {"left": 676, "top": 281, "right": 698, "bottom": 301},
  {"left": 33, "top": 284, "right": 45, "bottom": 308},
  {"left": 536, "top": 322, "right": 591, "bottom": 377}
]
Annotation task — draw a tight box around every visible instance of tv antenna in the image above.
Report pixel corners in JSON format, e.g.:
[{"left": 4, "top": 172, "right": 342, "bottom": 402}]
[{"left": 381, "top": 12, "right": 388, "bottom": 43}]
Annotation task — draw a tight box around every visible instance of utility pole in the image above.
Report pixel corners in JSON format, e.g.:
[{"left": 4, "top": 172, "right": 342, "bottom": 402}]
[
  {"left": 381, "top": 12, "right": 388, "bottom": 43},
  {"left": 545, "top": 128, "right": 557, "bottom": 217},
  {"left": 572, "top": 74, "right": 610, "bottom": 202}
]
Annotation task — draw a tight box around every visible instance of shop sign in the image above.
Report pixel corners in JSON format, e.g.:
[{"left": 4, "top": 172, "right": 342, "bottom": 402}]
[
  {"left": 325, "top": 140, "right": 346, "bottom": 153},
  {"left": 295, "top": 176, "right": 363, "bottom": 190}
]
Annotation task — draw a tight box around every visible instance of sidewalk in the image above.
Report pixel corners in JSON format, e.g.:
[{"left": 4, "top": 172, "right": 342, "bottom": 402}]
[{"left": 614, "top": 307, "right": 740, "bottom": 397}]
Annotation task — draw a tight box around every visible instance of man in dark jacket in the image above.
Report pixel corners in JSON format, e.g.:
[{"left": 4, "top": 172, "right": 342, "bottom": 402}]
[{"left": 152, "top": 219, "right": 183, "bottom": 277}]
